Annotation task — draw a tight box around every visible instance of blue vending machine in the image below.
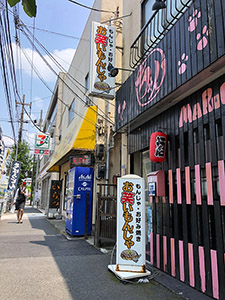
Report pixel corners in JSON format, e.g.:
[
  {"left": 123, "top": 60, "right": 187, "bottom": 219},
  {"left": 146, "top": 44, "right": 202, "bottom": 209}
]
[{"left": 65, "top": 167, "right": 93, "bottom": 236}]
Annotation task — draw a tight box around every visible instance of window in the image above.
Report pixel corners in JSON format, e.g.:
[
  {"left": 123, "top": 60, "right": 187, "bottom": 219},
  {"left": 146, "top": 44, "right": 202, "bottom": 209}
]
[
  {"left": 141, "top": 0, "right": 192, "bottom": 54},
  {"left": 68, "top": 99, "right": 75, "bottom": 125},
  {"left": 141, "top": 0, "right": 155, "bottom": 28}
]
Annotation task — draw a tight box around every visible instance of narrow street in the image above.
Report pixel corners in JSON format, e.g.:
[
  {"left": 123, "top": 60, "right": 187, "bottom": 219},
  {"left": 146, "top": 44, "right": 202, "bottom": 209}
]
[{"left": 0, "top": 206, "right": 184, "bottom": 300}]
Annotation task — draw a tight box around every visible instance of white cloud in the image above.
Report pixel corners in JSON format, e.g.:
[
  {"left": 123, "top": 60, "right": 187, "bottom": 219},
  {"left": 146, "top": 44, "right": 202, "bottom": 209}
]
[{"left": 12, "top": 43, "right": 75, "bottom": 83}]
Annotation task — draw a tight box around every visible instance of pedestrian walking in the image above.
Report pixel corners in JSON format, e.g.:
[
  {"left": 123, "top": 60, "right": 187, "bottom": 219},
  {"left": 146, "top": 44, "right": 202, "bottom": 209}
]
[{"left": 13, "top": 181, "right": 28, "bottom": 223}]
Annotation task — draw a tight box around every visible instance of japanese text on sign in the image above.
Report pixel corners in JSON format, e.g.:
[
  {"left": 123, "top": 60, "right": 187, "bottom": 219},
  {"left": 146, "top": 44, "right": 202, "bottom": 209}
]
[{"left": 8, "top": 161, "right": 21, "bottom": 190}]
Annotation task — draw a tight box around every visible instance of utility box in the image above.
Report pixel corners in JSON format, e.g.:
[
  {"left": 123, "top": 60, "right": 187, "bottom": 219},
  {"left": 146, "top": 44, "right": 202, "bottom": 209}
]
[{"left": 147, "top": 170, "right": 165, "bottom": 197}]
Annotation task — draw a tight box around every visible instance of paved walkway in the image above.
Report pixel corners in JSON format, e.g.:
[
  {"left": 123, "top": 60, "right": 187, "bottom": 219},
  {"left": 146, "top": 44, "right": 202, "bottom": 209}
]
[{"left": 0, "top": 206, "right": 211, "bottom": 300}]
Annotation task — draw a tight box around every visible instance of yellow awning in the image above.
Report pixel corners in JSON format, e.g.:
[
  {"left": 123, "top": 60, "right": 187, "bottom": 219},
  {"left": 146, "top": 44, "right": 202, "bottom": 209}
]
[{"left": 47, "top": 106, "right": 97, "bottom": 172}]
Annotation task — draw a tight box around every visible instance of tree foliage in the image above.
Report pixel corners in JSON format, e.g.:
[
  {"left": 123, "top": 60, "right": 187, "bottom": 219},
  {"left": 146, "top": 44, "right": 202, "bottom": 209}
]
[
  {"left": 7, "top": 0, "right": 37, "bottom": 18},
  {"left": 6, "top": 140, "right": 33, "bottom": 185}
]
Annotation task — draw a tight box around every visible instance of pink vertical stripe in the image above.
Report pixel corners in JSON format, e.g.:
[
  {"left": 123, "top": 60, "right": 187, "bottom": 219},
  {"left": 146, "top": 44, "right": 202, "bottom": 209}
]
[
  {"left": 195, "top": 165, "right": 202, "bottom": 205},
  {"left": 179, "top": 240, "right": 185, "bottom": 282},
  {"left": 199, "top": 246, "right": 206, "bottom": 293},
  {"left": 171, "top": 238, "right": 176, "bottom": 277},
  {"left": 218, "top": 160, "right": 225, "bottom": 206},
  {"left": 188, "top": 243, "right": 195, "bottom": 287},
  {"left": 211, "top": 250, "right": 219, "bottom": 299},
  {"left": 163, "top": 236, "right": 167, "bottom": 272},
  {"left": 206, "top": 162, "right": 213, "bottom": 205},
  {"left": 185, "top": 166, "right": 191, "bottom": 204},
  {"left": 150, "top": 196, "right": 153, "bottom": 204},
  {"left": 150, "top": 232, "right": 153, "bottom": 265},
  {"left": 156, "top": 234, "right": 160, "bottom": 268},
  {"left": 176, "top": 168, "right": 182, "bottom": 204},
  {"left": 169, "top": 170, "right": 173, "bottom": 203}
]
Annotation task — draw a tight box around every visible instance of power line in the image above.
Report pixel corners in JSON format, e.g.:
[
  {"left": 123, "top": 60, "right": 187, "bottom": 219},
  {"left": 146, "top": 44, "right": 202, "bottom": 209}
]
[
  {"left": 5, "top": 3, "right": 115, "bottom": 127},
  {"left": 20, "top": 22, "right": 114, "bottom": 126},
  {"left": 25, "top": 25, "right": 89, "bottom": 42},
  {"left": 68, "top": 0, "right": 115, "bottom": 13}
]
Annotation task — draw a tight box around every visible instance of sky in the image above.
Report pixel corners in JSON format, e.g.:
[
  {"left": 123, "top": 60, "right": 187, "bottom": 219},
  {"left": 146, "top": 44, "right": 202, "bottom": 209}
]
[{"left": 0, "top": 0, "right": 94, "bottom": 150}]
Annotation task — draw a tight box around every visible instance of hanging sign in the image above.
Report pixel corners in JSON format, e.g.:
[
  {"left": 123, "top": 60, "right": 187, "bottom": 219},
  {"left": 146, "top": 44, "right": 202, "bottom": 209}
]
[
  {"left": 7, "top": 161, "right": 21, "bottom": 190},
  {"left": 34, "top": 133, "right": 50, "bottom": 155},
  {"left": 88, "top": 21, "right": 116, "bottom": 99},
  {"left": 116, "top": 175, "right": 146, "bottom": 273},
  {"left": 149, "top": 131, "right": 167, "bottom": 162}
]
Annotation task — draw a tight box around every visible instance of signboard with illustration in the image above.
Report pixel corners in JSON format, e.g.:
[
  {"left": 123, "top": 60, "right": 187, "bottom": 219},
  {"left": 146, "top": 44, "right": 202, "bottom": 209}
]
[
  {"left": 116, "top": 175, "right": 146, "bottom": 272},
  {"left": 34, "top": 133, "right": 50, "bottom": 155},
  {"left": 89, "top": 21, "right": 116, "bottom": 99}
]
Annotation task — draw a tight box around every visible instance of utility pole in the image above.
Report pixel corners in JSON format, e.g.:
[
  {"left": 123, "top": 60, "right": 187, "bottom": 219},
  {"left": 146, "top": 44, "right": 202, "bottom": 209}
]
[
  {"left": 31, "top": 110, "right": 43, "bottom": 206},
  {"left": 16, "top": 95, "right": 31, "bottom": 143}
]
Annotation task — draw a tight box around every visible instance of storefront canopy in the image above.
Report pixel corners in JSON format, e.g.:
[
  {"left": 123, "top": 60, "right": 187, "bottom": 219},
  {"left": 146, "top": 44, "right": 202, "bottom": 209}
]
[{"left": 47, "top": 106, "right": 97, "bottom": 172}]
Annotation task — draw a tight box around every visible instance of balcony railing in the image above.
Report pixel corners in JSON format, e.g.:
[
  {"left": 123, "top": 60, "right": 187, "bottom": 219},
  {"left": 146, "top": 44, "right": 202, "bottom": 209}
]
[{"left": 130, "top": 0, "right": 193, "bottom": 68}]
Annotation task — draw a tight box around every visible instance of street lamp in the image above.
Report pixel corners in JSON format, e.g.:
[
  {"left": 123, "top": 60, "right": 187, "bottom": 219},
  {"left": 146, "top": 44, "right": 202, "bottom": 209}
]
[
  {"left": 107, "top": 63, "right": 133, "bottom": 77},
  {"left": 152, "top": 0, "right": 166, "bottom": 11}
]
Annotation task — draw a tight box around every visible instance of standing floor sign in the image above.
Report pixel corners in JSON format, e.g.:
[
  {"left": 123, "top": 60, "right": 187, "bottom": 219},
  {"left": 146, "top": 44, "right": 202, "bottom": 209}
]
[{"left": 108, "top": 175, "right": 151, "bottom": 280}]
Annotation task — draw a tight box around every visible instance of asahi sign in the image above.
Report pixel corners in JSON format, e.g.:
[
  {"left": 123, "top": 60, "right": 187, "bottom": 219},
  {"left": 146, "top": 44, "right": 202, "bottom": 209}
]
[
  {"left": 116, "top": 175, "right": 146, "bottom": 272},
  {"left": 89, "top": 21, "right": 116, "bottom": 99}
]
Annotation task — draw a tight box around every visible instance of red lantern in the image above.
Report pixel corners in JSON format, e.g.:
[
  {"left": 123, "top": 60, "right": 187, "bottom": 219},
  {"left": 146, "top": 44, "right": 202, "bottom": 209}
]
[{"left": 149, "top": 131, "right": 167, "bottom": 162}]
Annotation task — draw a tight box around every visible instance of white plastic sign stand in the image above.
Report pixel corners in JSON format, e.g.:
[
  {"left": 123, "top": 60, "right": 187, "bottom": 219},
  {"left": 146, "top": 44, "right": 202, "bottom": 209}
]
[{"left": 108, "top": 174, "right": 151, "bottom": 280}]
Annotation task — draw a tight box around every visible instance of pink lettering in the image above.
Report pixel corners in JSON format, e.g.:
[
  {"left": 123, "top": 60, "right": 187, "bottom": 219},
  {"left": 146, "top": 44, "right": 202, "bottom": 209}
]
[
  {"left": 220, "top": 82, "right": 225, "bottom": 104},
  {"left": 193, "top": 103, "right": 202, "bottom": 121},
  {"left": 135, "top": 48, "right": 166, "bottom": 107},
  {"left": 214, "top": 95, "right": 220, "bottom": 110},
  {"left": 202, "top": 88, "right": 213, "bottom": 114},
  {"left": 179, "top": 82, "right": 225, "bottom": 128}
]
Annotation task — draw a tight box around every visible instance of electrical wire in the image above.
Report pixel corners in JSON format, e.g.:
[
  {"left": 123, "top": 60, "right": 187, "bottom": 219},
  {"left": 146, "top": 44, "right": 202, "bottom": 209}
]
[
  {"left": 25, "top": 25, "right": 89, "bottom": 42},
  {"left": 68, "top": 0, "right": 115, "bottom": 13},
  {"left": 20, "top": 24, "right": 114, "bottom": 126},
  {"left": 2, "top": 1, "right": 116, "bottom": 136},
  {"left": 4, "top": 3, "right": 116, "bottom": 128}
]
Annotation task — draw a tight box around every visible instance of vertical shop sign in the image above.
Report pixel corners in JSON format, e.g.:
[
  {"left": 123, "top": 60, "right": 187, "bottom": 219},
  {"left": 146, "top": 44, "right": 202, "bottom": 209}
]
[
  {"left": 7, "top": 161, "right": 21, "bottom": 190},
  {"left": 116, "top": 175, "right": 146, "bottom": 272},
  {"left": 49, "top": 180, "right": 61, "bottom": 209},
  {"left": 89, "top": 21, "right": 116, "bottom": 99}
]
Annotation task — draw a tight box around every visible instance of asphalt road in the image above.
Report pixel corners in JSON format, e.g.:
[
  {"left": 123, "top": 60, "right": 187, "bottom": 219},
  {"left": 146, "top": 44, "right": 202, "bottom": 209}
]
[{"left": 0, "top": 207, "right": 183, "bottom": 300}]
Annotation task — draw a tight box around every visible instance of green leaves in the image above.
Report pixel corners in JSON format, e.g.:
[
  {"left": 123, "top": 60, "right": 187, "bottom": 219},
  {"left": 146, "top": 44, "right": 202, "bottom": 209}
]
[{"left": 7, "top": 0, "right": 37, "bottom": 18}]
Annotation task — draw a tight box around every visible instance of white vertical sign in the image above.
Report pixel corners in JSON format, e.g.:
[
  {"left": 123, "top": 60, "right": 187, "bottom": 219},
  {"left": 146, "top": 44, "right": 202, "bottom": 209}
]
[
  {"left": 89, "top": 21, "right": 116, "bottom": 99},
  {"left": 116, "top": 175, "right": 146, "bottom": 272}
]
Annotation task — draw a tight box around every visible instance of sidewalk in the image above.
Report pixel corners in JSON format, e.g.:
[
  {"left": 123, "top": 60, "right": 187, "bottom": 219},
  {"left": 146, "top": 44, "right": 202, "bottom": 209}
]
[
  {"left": 39, "top": 208, "right": 212, "bottom": 300},
  {"left": 1, "top": 207, "right": 185, "bottom": 300}
]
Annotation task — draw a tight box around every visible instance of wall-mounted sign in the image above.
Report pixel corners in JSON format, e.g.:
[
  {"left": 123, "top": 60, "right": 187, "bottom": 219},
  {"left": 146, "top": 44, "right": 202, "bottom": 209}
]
[
  {"left": 34, "top": 133, "right": 50, "bottom": 155},
  {"left": 148, "top": 182, "right": 156, "bottom": 196},
  {"left": 7, "top": 161, "right": 21, "bottom": 190},
  {"left": 149, "top": 131, "right": 167, "bottom": 162},
  {"left": 70, "top": 154, "right": 92, "bottom": 168},
  {"left": 89, "top": 21, "right": 116, "bottom": 99},
  {"left": 116, "top": 175, "right": 146, "bottom": 273}
]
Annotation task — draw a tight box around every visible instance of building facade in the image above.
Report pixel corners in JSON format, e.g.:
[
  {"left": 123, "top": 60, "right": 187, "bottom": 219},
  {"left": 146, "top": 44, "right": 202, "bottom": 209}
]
[
  {"left": 40, "top": 0, "right": 123, "bottom": 225},
  {"left": 115, "top": 0, "right": 225, "bottom": 299}
]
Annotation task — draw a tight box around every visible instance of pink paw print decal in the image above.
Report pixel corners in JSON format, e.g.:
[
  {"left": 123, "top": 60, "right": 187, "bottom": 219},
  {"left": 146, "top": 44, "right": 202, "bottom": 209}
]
[
  {"left": 178, "top": 53, "right": 189, "bottom": 75},
  {"left": 197, "top": 25, "right": 209, "bottom": 50},
  {"left": 118, "top": 100, "right": 126, "bottom": 121},
  {"left": 188, "top": 9, "right": 201, "bottom": 32}
]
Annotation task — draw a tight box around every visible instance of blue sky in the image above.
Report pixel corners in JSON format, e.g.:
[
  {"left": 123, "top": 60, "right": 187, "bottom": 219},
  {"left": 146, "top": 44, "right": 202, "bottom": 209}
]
[{"left": 1, "top": 0, "right": 94, "bottom": 149}]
